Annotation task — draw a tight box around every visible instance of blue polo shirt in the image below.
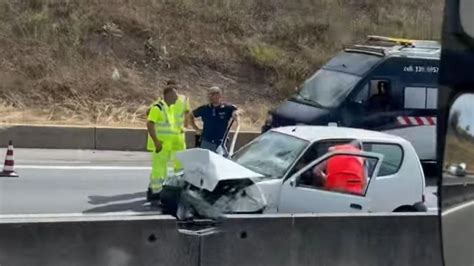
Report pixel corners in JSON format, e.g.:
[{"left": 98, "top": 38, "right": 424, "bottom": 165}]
[{"left": 193, "top": 103, "right": 237, "bottom": 144}]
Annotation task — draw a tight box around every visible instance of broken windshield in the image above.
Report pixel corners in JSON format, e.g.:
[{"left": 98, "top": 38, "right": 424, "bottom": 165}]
[
  {"left": 293, "top": 69, "right": 361, "bottom": 108},
  {"left": 231, "top": 131, "right": 309, "bottom": 178}
]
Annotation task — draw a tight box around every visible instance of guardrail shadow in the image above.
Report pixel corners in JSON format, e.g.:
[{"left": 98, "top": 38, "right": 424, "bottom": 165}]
[
  {"left": 83, "top": 199, "right": 153, "bottom": 213},
  {"left": 84, "top": 192, "right": 158, "bottom": 213},
  {"left": 88, "top": 192, "right": 146, "bottom": 205}
]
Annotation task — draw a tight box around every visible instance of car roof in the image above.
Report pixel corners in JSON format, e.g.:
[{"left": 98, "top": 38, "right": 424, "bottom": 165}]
[{"left": 272, "top": 126, "right": 408, "bottom": 144}]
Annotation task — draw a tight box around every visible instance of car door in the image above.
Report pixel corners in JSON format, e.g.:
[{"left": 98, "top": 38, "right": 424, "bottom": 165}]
[{"left": 277, "top": 150, "right": 383, "bottom": 214}]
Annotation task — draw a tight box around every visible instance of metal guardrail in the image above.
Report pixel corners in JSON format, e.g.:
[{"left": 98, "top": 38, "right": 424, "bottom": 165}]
[{"left": 442, "top": 176, "right": 474, "bottom": 209}]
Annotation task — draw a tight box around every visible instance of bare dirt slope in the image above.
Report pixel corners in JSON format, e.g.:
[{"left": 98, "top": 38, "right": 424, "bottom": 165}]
[{"left": 0, "top": 0, "right": 443, "bottom": 129}]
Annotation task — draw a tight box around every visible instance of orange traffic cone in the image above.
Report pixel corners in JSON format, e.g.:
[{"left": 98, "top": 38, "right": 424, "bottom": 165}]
[{"left": 0, "top": 140, "right": 18, "bottom": 177}]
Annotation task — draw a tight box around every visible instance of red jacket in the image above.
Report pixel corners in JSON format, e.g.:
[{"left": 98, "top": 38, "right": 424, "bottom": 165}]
[{"left": 324, "top": 144, "right": 365, "bottom": 195}]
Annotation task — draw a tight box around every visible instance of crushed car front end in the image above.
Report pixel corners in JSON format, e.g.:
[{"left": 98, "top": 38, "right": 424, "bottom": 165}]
[{"left": 161, "top": 149, "right": 268, "bottom": 219}]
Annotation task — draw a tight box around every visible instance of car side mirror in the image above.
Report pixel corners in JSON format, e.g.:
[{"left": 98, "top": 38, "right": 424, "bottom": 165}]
[
  {"left": 440, "top": 1, "right": 474, "bottom": 264},
  {"left": 348, "top": 98, "right": 365, "bottom": 108},
  {"left": 460, "top": 0, "right": 474, "bottom": 39},
  {"left": 442, "top": 93, "right": 474, "bottom": 265},
  {"left": 352, "top": 100, "right": 364, "bottom": 105}
]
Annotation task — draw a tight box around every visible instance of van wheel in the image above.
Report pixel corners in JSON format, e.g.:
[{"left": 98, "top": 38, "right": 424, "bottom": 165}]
[{"left": 393, "top": 206, "right": 417, "bottom": 212}]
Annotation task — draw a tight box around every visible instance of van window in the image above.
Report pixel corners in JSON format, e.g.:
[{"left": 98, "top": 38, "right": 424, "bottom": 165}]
[
  {"left": 367, "top": 80, "right": 392, "bottom": 111},
  {"left": 325, "top": 52, "right": 382, "bottom": 75},
  {"left": 295, "top": 69, "right": 361, "bottom": 108},
  {"left": 353, "top": 83, "right": 369, "bottom": 103},
  {"left": 404, "top": 87, "right": 438, "bottom": 109},
  {"left": 350, "top": 80, "right": 393, "bottom": 113},
  {"left": 426, "top": 88, "right": 438, "bottom": 109},
  {"left": 363, "top": 143, "right": 403, "bottom": 176}
]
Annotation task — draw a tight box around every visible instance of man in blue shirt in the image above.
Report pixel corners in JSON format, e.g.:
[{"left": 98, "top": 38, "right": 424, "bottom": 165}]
[{"left": 189, "top": 86, "right": 239, "bottom": 152}]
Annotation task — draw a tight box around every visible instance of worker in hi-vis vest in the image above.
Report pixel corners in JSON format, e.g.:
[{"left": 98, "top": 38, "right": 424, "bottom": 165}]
[
  {"left": 146, "top": 85, "right": 180, "bottom": 201},
  {"left": 170, "top": 93, "right": 190, "bottom": 171},
  {"left": 145, "top": 79, "right": 190, "bottom": 173}
]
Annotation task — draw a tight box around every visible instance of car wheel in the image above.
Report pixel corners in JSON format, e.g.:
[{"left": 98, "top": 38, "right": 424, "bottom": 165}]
[{"left": 393, "top": 206, "right": 417, "bottom": 212}]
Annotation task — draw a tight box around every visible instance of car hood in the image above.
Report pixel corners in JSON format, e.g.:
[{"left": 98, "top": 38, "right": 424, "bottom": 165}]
[{"left": 176, "top": 148, "right": 265, "bottom": 192}]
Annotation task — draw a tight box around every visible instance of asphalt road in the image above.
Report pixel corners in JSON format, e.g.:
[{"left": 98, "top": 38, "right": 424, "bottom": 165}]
[
  {"left": 0, "top": 148, "right": 439, "bottom": 215},
  {"left": 442, "top": 198, "right": 474, "bottom": 266},
  {"left": 0, "top": 149, "right": 155, "bottom": 215},
  {"left": 441, "top": 175, "right": 474, "bottom": 265}
]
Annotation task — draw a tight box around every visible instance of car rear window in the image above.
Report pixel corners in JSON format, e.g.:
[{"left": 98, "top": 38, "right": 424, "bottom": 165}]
[{"left": 363, "top": 143, "right": 403, "bottom": 176}]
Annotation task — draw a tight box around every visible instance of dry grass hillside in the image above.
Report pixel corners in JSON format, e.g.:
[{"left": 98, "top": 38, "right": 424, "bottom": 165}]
[
  {"left": 0, "top": 0, "right": 444, "bottom": 129},
  {"left": 445, "top": 135, "right": 474, "bottom": 172}
]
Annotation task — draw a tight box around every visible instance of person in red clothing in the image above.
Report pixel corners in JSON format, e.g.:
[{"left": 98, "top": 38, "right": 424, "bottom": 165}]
[{"left": 313, "top": 141, "right": 366, "bottom": 195}]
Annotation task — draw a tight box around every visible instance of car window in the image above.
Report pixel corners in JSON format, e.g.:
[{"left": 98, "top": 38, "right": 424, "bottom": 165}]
[
  {"left": 363, "top": 143, "right": 403, "bottom": 176},
  {"left": 231, "top": 131, "right": 309, "bottom": 178},
  {"left": 296, "top": 153, "right": 379, "bottom": 197},
  {"left": 288, "top": 139, "right": 356, "bottom": 177}
]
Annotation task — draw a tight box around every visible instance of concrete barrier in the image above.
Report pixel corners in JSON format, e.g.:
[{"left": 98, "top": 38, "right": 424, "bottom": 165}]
[
  {"left": 442, "top": 180, "right": 474, "bottom": 208},
  {"left": 95, "top": 127, "right": 147, "bottom": 151},
  {"left": 0, "top": 124, "right": 95, "bottom": 149},
  {"left": 201, "top": 213, "right": 442, "bottom": 266},
  {"left": 0, "top": 124, "right": 260, "bottom": 151},
  {"left": 0, "top": 214, "right": 199, "bottom": 266},
  {"left": 0, "top": 213, "right": 442, "bottom": 266},
  {"left": 188, "top": 130, "right": 258, "bottom": 151},
  {"left": 92, "top": 129, "right": 258, "bottom": 151},
  {"left": 227, "top": 131, "right": 258, "bottom": 150}
]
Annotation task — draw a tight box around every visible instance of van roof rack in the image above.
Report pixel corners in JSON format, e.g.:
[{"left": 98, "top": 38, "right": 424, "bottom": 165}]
[
  {"left": 366, "top": 35, "right": 441, "bottom": 47},
  {"left": 366, "top": 35, "right": 415, "bottom": 46},
  {"left": 344, "top": 45, "right": 386, "bottom": 56}
]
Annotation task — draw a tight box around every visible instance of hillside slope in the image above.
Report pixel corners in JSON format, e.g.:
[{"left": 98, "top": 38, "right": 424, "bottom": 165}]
[{"left": 0, "top": 0, "right": 444, "bottom": 129}]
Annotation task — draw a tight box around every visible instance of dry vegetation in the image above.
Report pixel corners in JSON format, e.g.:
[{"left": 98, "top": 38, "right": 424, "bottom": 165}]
[
  {"left": 445, "top": 134, "right": 474, "bottom": 172},
  {"left": 0, "top": 0, "right": 444, "bottom": 129},
  {"left": 445, "top": 116, "right": 474, "bottom": 173}
]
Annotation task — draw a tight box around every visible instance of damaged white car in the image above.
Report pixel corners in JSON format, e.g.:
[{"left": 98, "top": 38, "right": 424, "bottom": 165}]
[{"left": 160, "top": 126, "right": 427, "bottom": 219}]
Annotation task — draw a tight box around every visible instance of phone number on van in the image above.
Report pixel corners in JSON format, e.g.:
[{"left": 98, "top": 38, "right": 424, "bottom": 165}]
[{"left": 403, "top": 65, "right": 439, "bottom": 73}]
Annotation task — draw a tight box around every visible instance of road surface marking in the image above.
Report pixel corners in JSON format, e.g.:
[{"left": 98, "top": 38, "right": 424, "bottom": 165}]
[
  {"left": 0, "top": 211, "right": 163, "bottom": 218},
  {"left": 442, "top": 200, "right": 474, "bottom": 216},
  {"left": 15, "top": 165, "right": 151, "bottom": 170}
]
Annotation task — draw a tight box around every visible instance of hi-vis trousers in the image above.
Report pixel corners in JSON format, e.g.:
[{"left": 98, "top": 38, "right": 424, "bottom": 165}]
[{"left": 149, "top": 136, "right": 186, "bottom": 194}]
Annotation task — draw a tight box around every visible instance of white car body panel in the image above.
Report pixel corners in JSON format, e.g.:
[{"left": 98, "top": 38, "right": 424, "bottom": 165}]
[
  {"left": 176, "top": 148, "right": 264, "bottom": 192},
  {"left": 279, "top": 186, "right": 370, "bottom": 213},
  {"left": 253, "top": 179, "right": 284, "bottom": 213},
  {"left": 278, "top": 150, "right": 382, "bottom": 213},
  {"left": 367, "top": 142, "right": 426, "bottom": 212},
  {"left": 177, "top": 126, "right": 426, "bottom": 214}
]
